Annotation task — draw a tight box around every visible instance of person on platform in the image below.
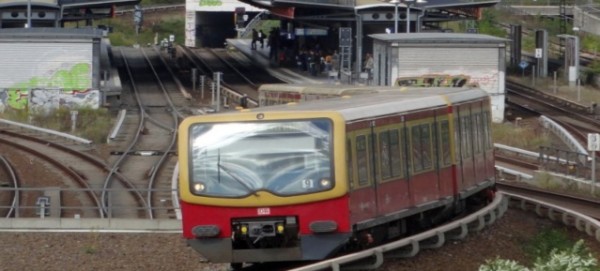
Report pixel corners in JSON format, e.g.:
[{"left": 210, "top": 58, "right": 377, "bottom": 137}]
[
  {"left": 251, "top": 29, "right": 258, "bottom": 50},
  {"left": 258, "top": 30, "right": 266, "bottom": 49},
  {"left": 240, "top": 94, "right": 248, "bottom": 108},
  {"left": 364, "top": 53, "right": 374, "bottom": 79}
]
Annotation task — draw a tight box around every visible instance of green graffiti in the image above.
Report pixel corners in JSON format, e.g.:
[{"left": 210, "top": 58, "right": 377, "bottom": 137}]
[
  {"left": 6, "top": 89, "right": 29, "bottom": 110},
  {"left": 10, "top": 63, "right": 91, "bottom": 90},
  {"left": 5, "top": 63, "right": 91, "bottom": 110},
  {"left": 199, "top": 0, "right": 222, "bottom": 6}
]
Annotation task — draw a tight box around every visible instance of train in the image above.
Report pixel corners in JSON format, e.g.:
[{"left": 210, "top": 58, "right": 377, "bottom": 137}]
[{"left": 178, "top": 86, "right": 496, "bottom": 269}]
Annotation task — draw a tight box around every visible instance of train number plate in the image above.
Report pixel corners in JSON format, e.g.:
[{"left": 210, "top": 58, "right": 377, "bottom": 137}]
[{"left": 257, "top": 208, "right": 271, "bottom": 215}]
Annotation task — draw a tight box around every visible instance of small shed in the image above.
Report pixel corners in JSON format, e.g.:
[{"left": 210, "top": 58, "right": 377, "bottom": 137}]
[
  {"left": 370, "top": 33, "right": 508, "bottom": 123},
  {"left": 0, "top": 28, "right": 105, "bottom": 111}
]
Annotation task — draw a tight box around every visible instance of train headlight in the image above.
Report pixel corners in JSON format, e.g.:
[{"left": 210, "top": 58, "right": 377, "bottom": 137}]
[
  {"left": 276, "top": 223, "right": 285, "bottom": 234},
  {"left": 320, "top": 178, "right": 331, "bottom": 188},
  {"left": 193, "top": 182, "right": 206, "bottom": 193},
  {"left": 240, "top": 225, "right": 248, "bottom": 235}
]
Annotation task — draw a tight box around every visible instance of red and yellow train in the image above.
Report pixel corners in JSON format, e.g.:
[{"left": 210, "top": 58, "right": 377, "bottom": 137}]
[{"left": 178, "top": 87, "right": 496, "bottom": 268}]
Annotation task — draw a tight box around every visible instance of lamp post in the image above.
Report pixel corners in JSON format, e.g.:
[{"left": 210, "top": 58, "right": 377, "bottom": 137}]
[
  {"left": 404, "top": 0, "right": 414, "bottom": 33},
  {"left": 390, "top": 0, "right": 399, "bottom": 33}
]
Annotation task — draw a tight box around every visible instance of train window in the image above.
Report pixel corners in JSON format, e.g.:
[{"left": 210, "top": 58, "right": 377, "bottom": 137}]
[
  {"left": 439, "top": 120, "right": 451, "bottom": 166},
  {"left": 474, "top": 113, "right": 483, "bottom": 154},
  {"left": 454, "top": 118, "right": 461, "bottom": 161},
  {"left": 483, "top": 111, "right": 492, "bottom": 149},
  {"left": 390, "top": 129, "right": 404, "bottom": 178},
  {"left": 356, "top": 135, "right": 370, "bottom": 187},
  {"left": 461, "top": 116, "right": 472, "bottom": 158},
  {"left": 346, "top": 138, "right": 354, "bottom": 188},
  {"left": 411, "top": 124, "right": 433, "bottom": 173},
  {"left": 379, "top": 131, "right": 392, "bottom": 180},
  {"left": 378, "top": 129, "right": 403, "bottom": 181}
]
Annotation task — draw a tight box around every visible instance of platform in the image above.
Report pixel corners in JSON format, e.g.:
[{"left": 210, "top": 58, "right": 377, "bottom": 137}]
[{"left": 226, "top": 38, "right": 343, "bottom": 85}]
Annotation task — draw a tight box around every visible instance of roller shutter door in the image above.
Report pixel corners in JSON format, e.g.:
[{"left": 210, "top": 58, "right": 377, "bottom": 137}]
[{"left": 0, "top": 42, "right": 93, "bottom": 90}]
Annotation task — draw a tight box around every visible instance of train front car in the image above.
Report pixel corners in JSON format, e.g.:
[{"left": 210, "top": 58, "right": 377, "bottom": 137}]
[{"left": 178, "top": 111, "right": 350, "bottom": 265}]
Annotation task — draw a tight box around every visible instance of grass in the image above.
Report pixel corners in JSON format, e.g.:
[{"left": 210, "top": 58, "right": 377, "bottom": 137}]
[
  {"left": 492, "top": 122, "right": 552, "bottom": 151},
  {"left": 0, "top": 107, "right": 113, "bottom": 144}
]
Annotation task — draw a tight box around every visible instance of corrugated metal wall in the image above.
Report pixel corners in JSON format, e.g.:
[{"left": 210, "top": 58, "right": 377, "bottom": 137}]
[{"left": 0, "top": 41, "right": 93, "bottom": 90}]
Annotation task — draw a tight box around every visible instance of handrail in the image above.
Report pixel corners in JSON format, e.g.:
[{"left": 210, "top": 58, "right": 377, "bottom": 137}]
[
  {"left": 0, "top": 118, "right": 92, "bottom": 145},
  {"left": 290, "top": 193, "right": 508, "bottom": 271}
]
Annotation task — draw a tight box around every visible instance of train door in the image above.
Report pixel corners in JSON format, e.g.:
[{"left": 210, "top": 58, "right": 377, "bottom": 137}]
[
  {"left": 471, "top": 104, "right": 485, "bottom": 185},
  {"left": 456, "top": 104, "right": 476, "bottom": 189},
  {"left": 407, "top": 118, "right": 439, "bottom": 206},
  {"left": 347, "top": 128, "right": 377, "bottom": 225},
  {"left": 482, "top": 109, "right": 495, "bottom": 177},
  {"left": 375, "top": 126, "right": 411, "bottom": 216},
  {"left": 436, "top": 115, "right": 455, "bottom": 198}
]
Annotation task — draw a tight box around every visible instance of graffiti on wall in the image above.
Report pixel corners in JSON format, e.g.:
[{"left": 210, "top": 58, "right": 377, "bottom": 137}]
[
  {"left": 9, "top": 62, "right": 91, "bottom": 91},
  {"left": 0, "top": 63, "right": 98, "bottom": 112},
  {"left": 396, "top": 74, "right": 473, "bottom": 88},
  {"left": 0, "top": 88, "right": 100, "bottom": 113}
]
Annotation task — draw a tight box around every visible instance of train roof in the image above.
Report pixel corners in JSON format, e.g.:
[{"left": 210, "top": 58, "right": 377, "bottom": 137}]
[
  {"left": 248, "top": 87, "right": 489, "bottom": 122},
  {"left": 258, "top": 84, "right": 401, "bottom": 95}
]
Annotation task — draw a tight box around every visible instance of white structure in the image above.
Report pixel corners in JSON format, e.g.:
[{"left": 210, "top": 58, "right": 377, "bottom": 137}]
[
  {"left": 185, "top": 0, "right": 262, "bottom": 47},
  {"left": 370, "top": 33, "right": 508, "bottom": 123}
]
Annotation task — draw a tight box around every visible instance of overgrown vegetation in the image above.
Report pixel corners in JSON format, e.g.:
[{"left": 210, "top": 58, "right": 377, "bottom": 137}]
[
  {"left": 480, "top": 229, "right": 598, "bottom": 271},
  {"left": 492, "top": 122, "right": 551, "bottom": 151},
  {"left": 0, "top": 107, "right": 113, "bottom": 144}
]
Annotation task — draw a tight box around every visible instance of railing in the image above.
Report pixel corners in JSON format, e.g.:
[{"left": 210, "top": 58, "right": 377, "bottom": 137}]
[
  {"left": 0, "top": 118, "right": 92, "bottom": 145},
  {"left": 290, "top": 193, "right": 508, "bottom": 271},
  {"left": 0, "top": 187, "right": 179, "bottom": 219}
]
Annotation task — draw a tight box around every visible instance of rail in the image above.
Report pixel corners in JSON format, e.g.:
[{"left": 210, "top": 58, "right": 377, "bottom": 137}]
[
  {"left": 290, "top": 193, "right": 508, "bottom": 271},
  {"left": 0, "top": 118, "right": 92, "bottom": 145},
  {"left": 494, "top": 143, "right": 574, "bottom": 164},
  {"left": 496, "top": 165, "right": 534, "bottom": 180},
  {"left": 107, "top": 109, "right": 127, "bottom": 143}
]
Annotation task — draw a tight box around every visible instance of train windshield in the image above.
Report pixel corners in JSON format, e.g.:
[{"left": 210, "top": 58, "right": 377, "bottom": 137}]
[{"left": 188, "top": 119, "right": 333, "bottom": 197}]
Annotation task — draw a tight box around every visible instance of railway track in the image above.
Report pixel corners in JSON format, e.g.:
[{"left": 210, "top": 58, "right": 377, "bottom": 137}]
[
  {"left": 178, "top": 45, "right": 283, "bottom": 105},
  {"left": 104, "top": 47, "right": 191, "bottom": 219},
  {"left": 0, "top": 128, "right": 105, "bottom": 218},
  {"left": 506, "top": 80, "right": 600, "bottom": 151}
]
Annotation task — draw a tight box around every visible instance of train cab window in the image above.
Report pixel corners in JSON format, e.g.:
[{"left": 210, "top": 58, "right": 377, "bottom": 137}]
[
  {"left": 474, "top": 114, "right": 483, "bottom": 154},
  {"left": 356, "top": 135, "right": 370, "bottom": 187},
  {"left": 379, "top": 129, "right": 404, "bottom": 181},
  {"left": 411, "top": 124, "right": 433, "bottom": 172},
  {"left": 439, "top": 120, "right": 451, "bottom": 166},
  {"left": 187, "top": 119, "right": 333, "bottom": 197},
  {"left": 461, "top": 116, "right": 472, "bottom": 159}
]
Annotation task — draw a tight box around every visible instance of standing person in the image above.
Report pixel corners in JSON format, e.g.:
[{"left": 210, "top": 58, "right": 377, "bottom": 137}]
[
  {"left": 324, "top": 52, "right": 333, "bottom": 73},
  {"left": 251, "top": 29, "right": 258, "bottom": 50},
  {"left": 332, "top": 50, "right": 340, "bottom": 72},
  {"left": 364, "top": 53, "right": 374, "bottom": 80},
  {"left": 240, "top": 94, "right": 248, "bottom": 108},
  {"left": 258, "top": 30, "right": 266, "bottom": 49}
]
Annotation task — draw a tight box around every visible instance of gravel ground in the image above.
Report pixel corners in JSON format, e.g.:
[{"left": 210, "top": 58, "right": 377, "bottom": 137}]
[{"left": 1, "top": 207, "right": 600, "bottom": 271}]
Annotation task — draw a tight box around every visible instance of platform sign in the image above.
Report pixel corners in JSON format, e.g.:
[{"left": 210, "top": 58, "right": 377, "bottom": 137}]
[
  {"left": 588, "top": 133, "right": 600, "bottom": 151},
  {"left": 519, "top": 60, "right": 529, "bottom": 77},
  {"left": 519, "top": 61, "right": 529, "bottom": 69}
]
